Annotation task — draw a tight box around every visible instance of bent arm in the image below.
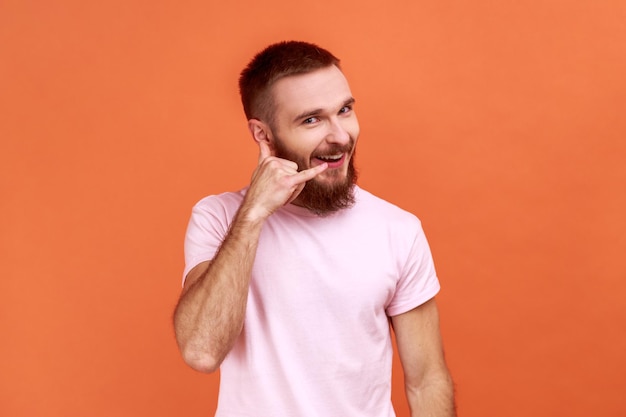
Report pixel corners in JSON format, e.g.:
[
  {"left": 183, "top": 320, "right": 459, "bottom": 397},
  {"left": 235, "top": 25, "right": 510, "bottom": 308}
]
[
  {"left": 173, "top": 205, "right": 264, "bottom": 373},
  {"left": 173, "top": 140, "right": 328, "bottom": 373},
  {"left": 391, "top": 298, "right": 456, "bottom": 417}
]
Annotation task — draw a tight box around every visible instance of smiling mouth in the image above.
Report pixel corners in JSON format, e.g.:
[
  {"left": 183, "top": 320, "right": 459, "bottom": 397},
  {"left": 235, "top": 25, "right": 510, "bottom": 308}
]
[
  {"left": 313, "top": 153, "right": 347, "bottom": 170},
  {"left": 315, "top": 153, "right": 344, "bottom": 162}
]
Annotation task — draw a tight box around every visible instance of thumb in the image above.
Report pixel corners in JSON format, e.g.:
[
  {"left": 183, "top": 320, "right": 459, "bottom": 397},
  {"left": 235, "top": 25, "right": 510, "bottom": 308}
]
[{"left": 258, "top": 140, "right": 272, "bottom": 164}]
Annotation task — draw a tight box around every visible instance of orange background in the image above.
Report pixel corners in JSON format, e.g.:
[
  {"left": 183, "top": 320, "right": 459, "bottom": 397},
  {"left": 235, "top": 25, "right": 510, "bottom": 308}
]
[{"left": 1, "top": 1, "right": 625, "bottom": 416}]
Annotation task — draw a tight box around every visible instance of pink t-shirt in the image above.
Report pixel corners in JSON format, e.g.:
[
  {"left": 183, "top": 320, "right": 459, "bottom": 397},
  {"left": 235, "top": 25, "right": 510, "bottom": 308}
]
[{"left": 183, "top": 186, "right": 440, "bottom": 416}]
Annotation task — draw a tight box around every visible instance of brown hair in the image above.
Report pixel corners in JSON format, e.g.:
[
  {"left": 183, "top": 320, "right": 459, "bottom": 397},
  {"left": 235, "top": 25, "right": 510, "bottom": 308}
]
[{"left": 238, "top": 41, "right": 340, "bottom": 122}]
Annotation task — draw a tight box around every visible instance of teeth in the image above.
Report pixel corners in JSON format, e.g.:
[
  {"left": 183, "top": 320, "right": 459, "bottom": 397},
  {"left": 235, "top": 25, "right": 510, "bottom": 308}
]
[{"left": 317, "top": 154, "right": 343, "bottom": 161}]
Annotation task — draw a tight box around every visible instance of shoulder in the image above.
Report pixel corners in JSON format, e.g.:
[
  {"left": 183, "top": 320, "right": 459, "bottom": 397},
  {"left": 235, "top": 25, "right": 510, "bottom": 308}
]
[
  {"left": 192, "top": 189, "right": 245, "bottom": 216},
  {"left": 188, "top": 189, "right": 246, "bottom": 232}
]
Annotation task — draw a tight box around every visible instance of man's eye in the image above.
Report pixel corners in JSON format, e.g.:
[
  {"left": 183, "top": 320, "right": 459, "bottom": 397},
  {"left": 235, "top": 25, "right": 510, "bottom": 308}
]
[
  {"left": 303, "top": 117, "right": 318, "bottom": 124},
  {"left": 339, "top": 106, "right": 352, "bottom": 114}
]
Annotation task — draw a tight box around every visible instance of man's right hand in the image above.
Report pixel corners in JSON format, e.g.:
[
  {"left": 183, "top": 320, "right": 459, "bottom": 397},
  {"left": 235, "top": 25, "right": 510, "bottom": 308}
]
[{"left": 241, "top": 140, "right": 328, "bottom": 221}]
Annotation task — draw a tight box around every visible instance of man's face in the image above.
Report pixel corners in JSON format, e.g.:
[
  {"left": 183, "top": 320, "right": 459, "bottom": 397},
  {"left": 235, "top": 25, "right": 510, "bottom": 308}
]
[{"left": 267, "top": 65, "right": 360, "bottom": 215}]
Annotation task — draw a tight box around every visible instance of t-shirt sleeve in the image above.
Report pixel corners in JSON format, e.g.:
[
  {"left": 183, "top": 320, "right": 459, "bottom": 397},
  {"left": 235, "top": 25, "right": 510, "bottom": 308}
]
[
  {"left": 182, "top": 197, "right": 232, "bottom": 285},
  {"left": 385, "top": 222, "right": 441, "bottom": 316}
]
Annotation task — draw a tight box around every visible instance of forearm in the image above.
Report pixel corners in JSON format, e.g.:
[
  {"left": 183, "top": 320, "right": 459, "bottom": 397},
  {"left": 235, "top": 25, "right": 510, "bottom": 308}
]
[
  {"left": 406, "top": 371, "right": 456, "bottom": 417},
  {"left": 173, "top": 204, "right": 265, "bottom": 373}
]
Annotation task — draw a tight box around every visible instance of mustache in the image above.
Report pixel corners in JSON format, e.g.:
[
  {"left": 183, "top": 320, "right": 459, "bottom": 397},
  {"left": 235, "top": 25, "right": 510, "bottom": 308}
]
[{"left": 312, "top": 140, "right": 355, "bottom": 157}]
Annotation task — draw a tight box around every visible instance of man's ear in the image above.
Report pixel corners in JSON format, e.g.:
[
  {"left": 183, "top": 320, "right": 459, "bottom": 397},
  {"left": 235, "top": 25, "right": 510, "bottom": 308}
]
[{"left": 247, "top": 119, "right": 272, "bottom": 146}]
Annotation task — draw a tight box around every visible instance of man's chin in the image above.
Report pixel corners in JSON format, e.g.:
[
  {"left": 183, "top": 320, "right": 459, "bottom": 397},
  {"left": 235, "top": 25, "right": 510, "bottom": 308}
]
[
  {"left": 316, "top": 166, "right": 350, "bottom": 181},
  {"left": 313, "top": 175, "right": 342, "bottom": 185},
  {"left": 296, "top": 166, "right": 357, "bottom": 216}
]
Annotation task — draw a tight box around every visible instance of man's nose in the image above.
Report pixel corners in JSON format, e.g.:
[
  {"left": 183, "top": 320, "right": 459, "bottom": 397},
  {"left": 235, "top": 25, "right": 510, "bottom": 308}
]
[{"left": 326, "top": 118, "right": 350, "bottom": 145}]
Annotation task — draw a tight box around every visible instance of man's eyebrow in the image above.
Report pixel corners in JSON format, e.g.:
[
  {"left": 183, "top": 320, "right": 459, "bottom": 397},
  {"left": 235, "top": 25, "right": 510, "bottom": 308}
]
[
  {"left": 292, "top": 97, "right": 356, "bottom": 123},
  {"left": 343, "top": 97, "right": 356, "bottom": 107}
]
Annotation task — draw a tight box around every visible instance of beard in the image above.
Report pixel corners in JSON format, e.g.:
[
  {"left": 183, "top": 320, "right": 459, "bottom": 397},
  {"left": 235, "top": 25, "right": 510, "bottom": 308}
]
[{"left": 272, "top": 137, "right": 358, "bottom": 216}]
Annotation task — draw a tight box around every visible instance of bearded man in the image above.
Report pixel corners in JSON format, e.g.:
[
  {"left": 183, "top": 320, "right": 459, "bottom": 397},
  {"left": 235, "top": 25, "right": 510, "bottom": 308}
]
[{"left": 173, "top": 41, "right": 456, "bottom": 417}]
